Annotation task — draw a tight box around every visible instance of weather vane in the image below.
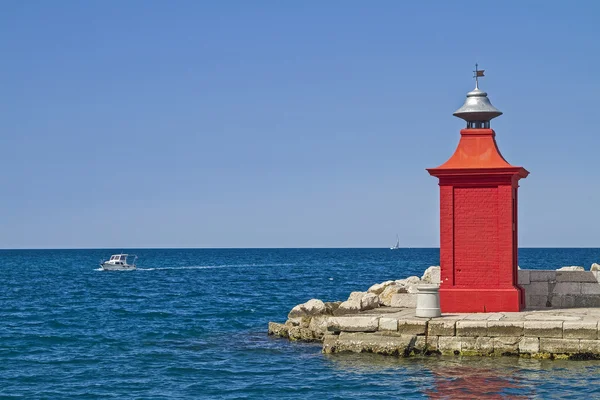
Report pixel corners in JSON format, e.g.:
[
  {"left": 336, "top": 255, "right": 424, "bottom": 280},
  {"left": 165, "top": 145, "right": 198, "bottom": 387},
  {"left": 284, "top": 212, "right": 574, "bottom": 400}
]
[{"left": 473, "top": 63, "right": 485, "bottom": 89}]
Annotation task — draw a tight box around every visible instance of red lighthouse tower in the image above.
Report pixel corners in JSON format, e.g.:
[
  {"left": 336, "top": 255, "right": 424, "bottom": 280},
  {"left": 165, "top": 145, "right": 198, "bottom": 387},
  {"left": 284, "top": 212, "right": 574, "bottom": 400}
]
[{"left": 427, "top": 66, "right": 529, "bottom": 313}]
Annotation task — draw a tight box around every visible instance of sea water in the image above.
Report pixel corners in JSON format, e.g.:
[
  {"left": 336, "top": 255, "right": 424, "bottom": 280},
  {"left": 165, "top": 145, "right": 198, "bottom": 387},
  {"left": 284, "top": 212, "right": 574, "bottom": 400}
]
[{"left": 1, "top": 248, "right": 600, "bottom": 399}]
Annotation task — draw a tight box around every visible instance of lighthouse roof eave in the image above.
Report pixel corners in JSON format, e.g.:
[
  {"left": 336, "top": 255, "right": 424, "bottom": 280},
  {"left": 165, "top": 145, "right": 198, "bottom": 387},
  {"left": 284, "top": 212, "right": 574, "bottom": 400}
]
[
  {"left": 426, "top": 128, "right": 528, "bottom": 178},
  {"left": 427, "top": 165, "right": 529, "bottom": 179}
]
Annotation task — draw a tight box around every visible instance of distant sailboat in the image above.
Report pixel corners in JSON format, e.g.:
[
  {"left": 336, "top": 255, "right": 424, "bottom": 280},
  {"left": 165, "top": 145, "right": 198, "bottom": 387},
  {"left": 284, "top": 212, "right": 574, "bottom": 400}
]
[{"left": 390, "top": 235, "right": 400, "bottom": 250}]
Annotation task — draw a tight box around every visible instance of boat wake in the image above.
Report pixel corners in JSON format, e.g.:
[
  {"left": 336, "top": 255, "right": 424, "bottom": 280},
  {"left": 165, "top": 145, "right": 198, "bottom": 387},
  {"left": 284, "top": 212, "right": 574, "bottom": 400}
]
[
  {"left": 137, "top": 263, "right": 295, "bottom": 271},
  {"left": 137, "top": 266, "right": 219, "bottom": 271},
  {"left": 95, "top": 263, "right": 295, "bottom": 272}
]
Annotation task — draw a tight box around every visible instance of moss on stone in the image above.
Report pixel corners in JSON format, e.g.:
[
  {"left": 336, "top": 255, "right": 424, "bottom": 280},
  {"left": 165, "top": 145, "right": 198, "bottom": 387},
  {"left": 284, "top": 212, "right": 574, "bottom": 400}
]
[
  {"left": 531, "top": 352, "right": 552, "bottom": 359},
  {"left": 460, "top": 350, "right": 484, "bottom": 357}
]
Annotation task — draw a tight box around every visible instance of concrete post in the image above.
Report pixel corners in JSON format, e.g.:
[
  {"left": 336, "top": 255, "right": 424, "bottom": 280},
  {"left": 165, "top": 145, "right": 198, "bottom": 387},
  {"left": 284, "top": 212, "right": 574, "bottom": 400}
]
[{"left": 416, "top": 285, "right": 441, "bottom": 318}]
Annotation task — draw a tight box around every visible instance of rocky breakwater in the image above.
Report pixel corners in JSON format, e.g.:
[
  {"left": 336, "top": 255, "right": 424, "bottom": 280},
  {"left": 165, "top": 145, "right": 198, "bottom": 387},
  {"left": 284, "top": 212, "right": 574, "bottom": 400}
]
[{"left": 267, "top": 266, "right": 440, "bottom": 346}]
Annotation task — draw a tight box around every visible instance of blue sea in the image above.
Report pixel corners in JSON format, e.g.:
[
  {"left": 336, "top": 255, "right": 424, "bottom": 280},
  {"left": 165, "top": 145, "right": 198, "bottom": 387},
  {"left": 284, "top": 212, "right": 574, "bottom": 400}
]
[{"left": 2, "top": 248, "right": 600, "bottom": 399}]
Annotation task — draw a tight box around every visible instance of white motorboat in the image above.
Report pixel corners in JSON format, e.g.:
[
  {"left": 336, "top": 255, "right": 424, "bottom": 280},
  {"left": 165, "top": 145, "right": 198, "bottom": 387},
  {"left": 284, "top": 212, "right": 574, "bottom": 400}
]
[
  {"left": 100, "top": 254, "right": 137, "bottom": 271},
  {"left": 390, "top": 235, "right": 400, "bottom": 250}
]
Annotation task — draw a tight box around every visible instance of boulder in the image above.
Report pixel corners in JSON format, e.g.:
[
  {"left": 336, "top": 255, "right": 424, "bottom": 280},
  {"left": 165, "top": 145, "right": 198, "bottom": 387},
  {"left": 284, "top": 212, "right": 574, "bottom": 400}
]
[
  {"left": 395, "top": 278, "right": 407, "bottom": 287},
  {"left": 303, "top": 299, "right": 326, "bottom": 315},
  {"left": 285, "top": 316, "right": 311, "bottom": 328},
  {"left": 348, "top": 291, "right": 365, "bottom": 302},
  {"left": 379, "top": 285, "right": 407, "bottom": 306},
  {"left": 288, "top": 304, "right": 305, "bottom": 319},
  {"left": 287, "top": 299, "right": 326, "bottom": 318},
  {"left": 591, "top": 263, "right": 600, "bottom": 272},
  {"left": 308, "top": 315, "right": 330, "bottom": 339},
  {"left": 335, "top": 292, "right": 379, "bottom": 314},
  {"left": 288, "top": 326, "right": 315, "bottom": 341},
  {"left": 557, "top": 266, "right": 585, "bottom": 271},
  {"left": 324, "top": 301, "right": 342, "bottom": 315},
  {"left": 360, "top": 293, "right": 379, "bottom": 311},
  {"left": 396, "top": 276, "right": 421, "bottom": 287},
  {"left": 421, "top": 266, "right": 441, "bottom": 284},
  {"left": 367, "top": 280, "right": 395, "bottom": 295},
  {"left": 285, "top": 317, "right": 301, "bottom": 327},
  {"left": 407, "top": 285, "right": 421, "bottom": 294},
  {"left": 268, "top": 322, "right": 289, "bottom": 338},
  {"left": 335, "top": 299, "right": 361, "bottom": 315}
]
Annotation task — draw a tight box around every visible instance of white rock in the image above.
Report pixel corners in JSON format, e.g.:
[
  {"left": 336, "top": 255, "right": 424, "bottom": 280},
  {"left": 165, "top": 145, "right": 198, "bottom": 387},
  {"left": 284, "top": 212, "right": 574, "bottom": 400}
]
[
  {"left": 308, "top": 315, "right": 330, "bottom": 335},
  {"left": 390, "top": 293, "right": 417, "bottom": 308},
  {"left": 557, "top": 266, "right": 585, "bottom": 271},
  {"left": 288, "top": 304, "right": 305, "bottom": 318},
  {"left": 379, "top": 285, "right": 407, "bottom": 306},
  {"left": 407, "top": 284, "right": 421, "bottom": 294},
  {"left": 336, "top": 299, "right": 361, "bottom": 314},
  {"left": 348, "top": 291, "right": 365, "bottom": 302},
  {"left": 367, "top": 280, "right": 395, "bottom": 295},
  {"left": 303, "top": 299, "right": 326, "bottom": 315},
  {"left": 287, "top": 298, "right": 326, "bottom": 318},
  {"left": 421, "top": 266, "right": 441, "bottom": 284},
  {"left": 591, "top": 263, "right": 600, "bottom": 272},
  {"left": 405, "top": 276, "right": 421, "bottom": 285},
  {"left": 360, "top": 293, "right": 379, "bottom": 311}
]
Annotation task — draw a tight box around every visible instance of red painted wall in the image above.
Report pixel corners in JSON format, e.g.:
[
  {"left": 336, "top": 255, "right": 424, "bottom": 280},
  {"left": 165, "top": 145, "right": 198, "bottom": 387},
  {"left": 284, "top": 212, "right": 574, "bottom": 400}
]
[
  {"left": 454, "top": 187, "right": 500, "bottom": 287},
  {"left": 428, "top": 129, "right": 528, "bottom": 312}
]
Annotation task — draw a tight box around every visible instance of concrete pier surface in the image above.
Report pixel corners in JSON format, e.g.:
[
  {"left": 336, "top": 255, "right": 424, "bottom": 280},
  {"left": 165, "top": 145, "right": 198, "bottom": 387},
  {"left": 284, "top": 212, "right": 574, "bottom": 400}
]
[{"left": 269, "top": 305, "right": 600, "bottom": 359}]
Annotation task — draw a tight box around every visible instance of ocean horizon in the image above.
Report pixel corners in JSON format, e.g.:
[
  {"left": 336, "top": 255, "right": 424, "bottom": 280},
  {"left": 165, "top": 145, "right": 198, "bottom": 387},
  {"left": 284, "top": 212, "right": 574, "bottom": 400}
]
[{"left": 3, "top": 246, "right": 600, "bottom": 250}]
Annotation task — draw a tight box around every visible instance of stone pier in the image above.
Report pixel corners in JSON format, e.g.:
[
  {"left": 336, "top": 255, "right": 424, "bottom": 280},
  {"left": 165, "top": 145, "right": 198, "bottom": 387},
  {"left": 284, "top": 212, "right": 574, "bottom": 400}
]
[
  {"left": 268, "top": 266, "right": 600, "bottom": 359},
  {"left": 269, "top": 307, "right": 600, "bottom": 359}
]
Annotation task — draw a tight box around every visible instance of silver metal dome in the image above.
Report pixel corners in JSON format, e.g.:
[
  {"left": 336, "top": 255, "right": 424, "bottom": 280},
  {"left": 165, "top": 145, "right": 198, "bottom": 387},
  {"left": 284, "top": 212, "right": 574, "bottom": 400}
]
[{"left": 453, "top": 86, "right": 502, "bottom": 123}]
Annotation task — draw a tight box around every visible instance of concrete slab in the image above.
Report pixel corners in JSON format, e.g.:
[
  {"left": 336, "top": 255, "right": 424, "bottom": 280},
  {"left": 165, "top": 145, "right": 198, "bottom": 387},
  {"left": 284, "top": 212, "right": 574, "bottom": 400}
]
[
  {"left": 456, "top": 320, "right": 488, "bottom": 337},
  {"left": 563, "top": 321, "right": 598, "bottom": 340},
  {"left": 540, "top": 338, "right": 580, "bottom": 354},
  {"left": 378, "top": 317, "right": 399, "bottom": 332},
  {"left": 428, "top": 320, "right": 456, "bottom": 336},
  {"left": 487, "top": 321, "right": 524, "bottom": 337},
  {"left": 523, "top": 320, "right": 563, "bottom": 338},
  {"left": 398, "top": 319, "right": 427, "bottom": 335},
  {"left": 518, "top": 270, "right": 530, "bottom": 285},
  {"left": 556, "top": 271, "right": 598, "bottom": 283},
  {"left": 529, "top": 271, "right": 556, "bottom": 282}
]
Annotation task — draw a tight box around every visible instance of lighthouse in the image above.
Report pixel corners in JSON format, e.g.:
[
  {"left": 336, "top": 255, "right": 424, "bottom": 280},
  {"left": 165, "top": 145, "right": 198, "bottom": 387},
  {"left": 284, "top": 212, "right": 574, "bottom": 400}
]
[{"left": 427, "top": 66, "right": 529, "bottom": 313}]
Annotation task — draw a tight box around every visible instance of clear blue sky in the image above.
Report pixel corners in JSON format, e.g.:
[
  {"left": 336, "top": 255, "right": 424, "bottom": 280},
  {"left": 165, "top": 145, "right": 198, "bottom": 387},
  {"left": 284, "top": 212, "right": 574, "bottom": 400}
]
[{"left": 1, "top": 1, "right": 599, "bottom": 249}]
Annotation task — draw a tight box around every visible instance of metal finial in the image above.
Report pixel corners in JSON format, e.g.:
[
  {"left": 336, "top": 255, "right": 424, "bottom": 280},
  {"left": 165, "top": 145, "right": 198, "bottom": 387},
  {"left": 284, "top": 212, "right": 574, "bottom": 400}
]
[
  {"left": 473, "top": 63, "right": 485, "bottom": 89},
  {"left": 454, "top": 64, "right": 502, "bottom": 124}
]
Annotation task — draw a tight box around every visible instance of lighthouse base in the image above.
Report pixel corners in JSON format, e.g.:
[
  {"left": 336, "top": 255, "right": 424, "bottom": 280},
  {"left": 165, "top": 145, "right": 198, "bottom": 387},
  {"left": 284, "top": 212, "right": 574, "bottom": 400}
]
[{"left": 439, "top": 288, "right": 523, "bottom": 313}]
